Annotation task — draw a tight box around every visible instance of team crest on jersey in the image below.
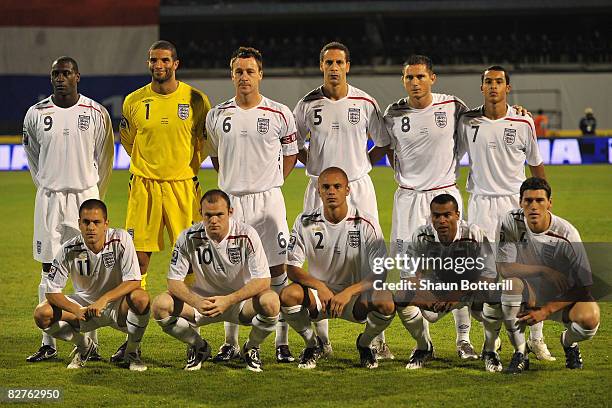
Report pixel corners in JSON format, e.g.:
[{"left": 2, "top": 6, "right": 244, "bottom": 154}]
[
  {"left": 227, "top": 247, "right": 242, "bottom": 264},
  {"left": 542, "top": 243, "right": 556, "bottom": 263},
  {"left": 434, "top": 112, "right": 447, "bottom": 128},
  {"left": 347, "top": 230, "right": 361, "bottom": 248},
  {"left": 503, "top": 128, "right": 516, "bottom": 145},
  {"left": 102, "top": 252, "right": 115, "bottom": 269},
  {"left": 178, "top": 104, "right": 190, "bottom": 120},
  {"left": 257, "top": 118, "right": 270, "bottom": 134},
  {"left": 348, "top": 108, "right": 360, "bottom": 125},
  {"left": 78, "top": 115, "right": 90, "bottom": 131}
]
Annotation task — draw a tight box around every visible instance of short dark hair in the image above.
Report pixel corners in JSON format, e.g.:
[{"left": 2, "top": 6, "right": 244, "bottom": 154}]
[
  {"left": 52, "top": 56, "right": 79, "bottom": 73},
  {"left": 430, "top": 194, "right": 459, "bottom": 212},
  {"left": 403, "top": 55, "right": 433, "bottom": 74},
  {"left": 201, "top": 189, "right": 231, "bottom": 210},
  {"left": 320, "top": 42, "right": 350, "bottom": 63},
  {"left": 149, "top": 40, "right": 178, "bottom": 60},
  {"left": 79, "top": 199, "right": 108, "bottom": 219},
  {"left": 520, "top": 177, "right": 552, "bottom": 200},
  {"left": 319, "top": 166, "right": 349, "bottom": 185},
  {"left": 481, "top": 65, "right": 510, "bottom": 85},
  {"left": 230, "top": 46, "right": 263, "bottom": 71}
]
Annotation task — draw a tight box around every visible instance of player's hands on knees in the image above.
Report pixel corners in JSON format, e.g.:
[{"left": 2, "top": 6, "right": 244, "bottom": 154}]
[
  {"left": 517, "top": 307, "right": 550, "bottom": 326},
  {"left": 329, "top": 291, "right": 352, "bottom": 318},
  {"left": 86, "top": 299, "right": 108, "bottom": 318},
  {"left": 316, "top": 285, "right": 335, "bottom": 313},
  {"left": 512, "top": 105, "right": 532, "bottom": 117},
  {"left": 74, "top": 306, "right": 89, "bottom": 321},
  {"left": 201, "top": 296, "right": 232, "bottom": 317}
]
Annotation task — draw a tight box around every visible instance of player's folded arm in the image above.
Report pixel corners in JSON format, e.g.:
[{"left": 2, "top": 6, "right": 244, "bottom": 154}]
[
  {"left": 286, "top": 264, "right": 327, "bottom": 291},
  {"left": 167, "top": 278, "right": 204, "bottom": 308}
]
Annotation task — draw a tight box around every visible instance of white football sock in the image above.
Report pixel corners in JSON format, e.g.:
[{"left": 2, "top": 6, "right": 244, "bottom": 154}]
[
  {"left": 313, "top": 319, "right": 330, "bottom": 345},
  {"left": 38, "top": 273, "right": 56, "bottom": 348},
  {"left": 359, "top": 311, "right": 394, "bottom": 347},
  {"left": 529, "top": 321, "right": 544, "bottom": 341},
  {"left": 271, "top": 273, "right": 289, "bottom": 347},
  {"left": 224, "top": 322, "right": 240, "bottom": 347},
  {"left": 157, "top": 316, "right": 204, "bottom": 348},
  {"left": 126, "top": 309, "right": 150, "bottom": 354},
  {"left": 282, "top": 305, "right": 317, "bottom": 348},
  {"left": 562, "top": 322, "right": 599, "bottom": 347},
  {"left": 246, "top": 314, "right": 279, "bottom": 349},
  {"left": 452, "top": 306, "right": 472, "bottom": 344},
  {"left": 397, "top": 306, "right": 432, "bottom": 351},
  {"left": 501, "top": 293, "right": 526, "bottom": 354}
]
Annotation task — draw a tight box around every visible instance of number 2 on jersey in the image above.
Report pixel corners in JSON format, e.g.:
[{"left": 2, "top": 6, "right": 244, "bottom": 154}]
[{"left": 314, "top": 232, "right": 324, "bottom": 249}]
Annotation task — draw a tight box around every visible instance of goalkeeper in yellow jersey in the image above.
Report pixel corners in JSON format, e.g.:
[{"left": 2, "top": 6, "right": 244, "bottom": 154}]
[{"left": 115, "top": 40, "right": 211, "bottom": 361}]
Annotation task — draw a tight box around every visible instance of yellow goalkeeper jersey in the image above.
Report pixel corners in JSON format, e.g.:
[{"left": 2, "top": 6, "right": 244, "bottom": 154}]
[{"left": 120, "top": 81, "right": 211, "bottom": 180}]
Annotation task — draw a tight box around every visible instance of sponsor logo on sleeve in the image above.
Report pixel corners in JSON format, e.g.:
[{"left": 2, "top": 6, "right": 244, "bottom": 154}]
[
  {"left": 78, "top": 115, "right": 90, "bottom": 131},
  {"left": 119, "top": 116, "right": 128, "bottom": 130},
  {"left": 171, "top": 249, "right": 179, "bottom": 265},
  {"left": 178, "top": 104, "right": 190, "bottom": 120}
]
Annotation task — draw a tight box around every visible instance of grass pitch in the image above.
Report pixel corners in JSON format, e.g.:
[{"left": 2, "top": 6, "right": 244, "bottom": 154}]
[{"left": 0, "top": 165, "right": 610, "bottom": 407}]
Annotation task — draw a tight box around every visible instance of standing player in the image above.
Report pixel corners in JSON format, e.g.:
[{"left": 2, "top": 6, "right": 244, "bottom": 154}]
[
  {"left": 497, "top": 178, "right": 600, "bottom": 373},
  {"left": 280, "top": 167, "right": 395, "bottom": 369},
  {"left": 457, "top": 66, "right": 554, "bottom": 361},
  {"left": 152, "top": 190, "right": 280, "bottom": 372},
  {"left": 293, "top": 42, "right": 392, "bottom": 357},
  {"left": 383, "top": 55, "right": 479, "bottom": 359},
  {"left": 23, "top": 57, "right": 114, "bottom": 362},
  {"left": 33, "top": 199, "right": 149, "bottom": 371},
  {"left": 116, "top": 41, "right": 211, "bottom": 360},
  {"left": 395, "top": 194, "right": 504, "bottom": 372},
  {"left": 206, "top": 47, "right": 296, "bottom": 363}
]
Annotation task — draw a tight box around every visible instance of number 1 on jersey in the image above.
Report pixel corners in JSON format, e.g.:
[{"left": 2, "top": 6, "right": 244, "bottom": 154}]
[{"left": 145, "top": 103, "right": 150, "bottom": 120}]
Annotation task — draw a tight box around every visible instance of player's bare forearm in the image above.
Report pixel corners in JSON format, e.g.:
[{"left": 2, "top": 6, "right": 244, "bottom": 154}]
[
  {"left": 368, "top": 144, "right": 390, "bottom": 165},
  {"left": 287, "top": 265, "right": 326, "bottom": 291},
  {"left": 529, "top": 163, "right": 546, "bottom": 179},
  {"left": 46, "top": 293, "right": 83, "bottom": 316},
  {"left": 211, "top": 157, "right": 220, "bottom": 172},
  {"left": 226, "top": 277, "right": 271, "bottom": 305},
  {"left": 168, "top": 279, "right": 205, "bottom": 308},
  {"left": 297, "top": 148, "right": 308, "bottom": 165},
  {"left": 95, "top": 280, "right": 141, "bottom": 306},
  {"left": 283, "top": 154, "right": 297, "bottom": 179},
  {"left": 497, "top": 262, "right": 552, "bottom": 279}
]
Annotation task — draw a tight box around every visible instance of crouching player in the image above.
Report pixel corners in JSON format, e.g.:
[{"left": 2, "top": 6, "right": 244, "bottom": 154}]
[
  {"left": 395, "top": 194, "right": 504, "bottom": 372},
  {"left": 280, "top": 167, "right": 395, "bottom": 369},
  {"left": 33, "top": 199, "right": 149, "bottom": 371},
  {"left": 498, "top": 177, "right": 600, "bottom": 373},
  {"left": 152, "top": 190, "right": 280, "bottom": 372}
]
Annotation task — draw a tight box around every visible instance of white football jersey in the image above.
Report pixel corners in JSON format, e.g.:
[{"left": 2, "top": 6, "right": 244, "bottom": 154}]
[
  {"left": 44, "top": 228, "right": 141, "bottom": 305},
  {"left": 206, "top": 96, "right": 298, "bottom": 194},
  {"left": 405, "top": 220, "right": 497, "bottom": 279},
  {"left": 168, "top": 219, "right": 270, "bottom": 297},
  {"left": 287, "top": 205, "right": 387, "bottom": 293},
  {"left": 23, "top": 94, "right": 114, "bottom": 196},
  {"left": 384, "top": 93, "right": 468, "bottom": 190},
  {"left": 293, "top": 85, "right": 390, "bottom": 181},
  {"left": 496, "top": 209, "right": 592, "bottom": 288},
  {"left": 458, "top": 105, "right": 543, "bottom": 196}
]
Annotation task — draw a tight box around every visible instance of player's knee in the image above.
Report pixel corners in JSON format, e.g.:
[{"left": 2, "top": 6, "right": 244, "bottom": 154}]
[
  {"left": 371, "top": 299, "right": 396, "bottom": 316},
  {"left": 151, "top": 292, "right": 174, "bottom": 319},
  {"left": 33, "top": 303, "right": 53, "bottom": 329},
  {"left": 129, "top": 288, "right": 150, "bottom": 314},
  {"left": 505, "top": 277, "right": 523, "bottom": 295},
  {"left": 257, "top": 289, "right": 280, "bottom": 317},
  {"left": 279, "top": 283, "right": 303, "bottom": 307},
  {"left": 574, "top": 302, "right": 600, "bottom": 330}
]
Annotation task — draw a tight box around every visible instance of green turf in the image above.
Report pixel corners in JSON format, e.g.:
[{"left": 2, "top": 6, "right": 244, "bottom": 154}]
[{"left": 0, "top": 166, "right": 610, "bottom": 407}]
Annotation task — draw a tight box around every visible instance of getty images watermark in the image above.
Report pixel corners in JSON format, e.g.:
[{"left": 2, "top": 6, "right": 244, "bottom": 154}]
[{"left": 370, "top": 253, "right": 514, "bottom": 292}]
